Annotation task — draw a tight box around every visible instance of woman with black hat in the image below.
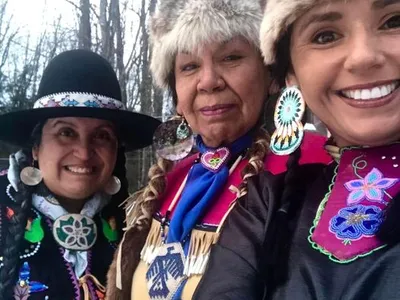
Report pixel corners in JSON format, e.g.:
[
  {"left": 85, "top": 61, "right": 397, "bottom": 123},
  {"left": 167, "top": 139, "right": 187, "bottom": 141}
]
[{"left": 0, "top": 49, "right": 160, "bottom": 299}]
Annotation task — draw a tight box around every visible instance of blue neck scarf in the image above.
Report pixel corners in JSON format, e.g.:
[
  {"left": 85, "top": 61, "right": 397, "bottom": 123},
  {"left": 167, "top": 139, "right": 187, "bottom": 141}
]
[{"left": 166, "top": 133, "right": 253, "bottom": 243}]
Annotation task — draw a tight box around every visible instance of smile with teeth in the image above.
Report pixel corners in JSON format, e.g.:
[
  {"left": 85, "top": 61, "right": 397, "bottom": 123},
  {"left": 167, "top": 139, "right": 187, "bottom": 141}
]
[
  {"left": 65, "top": 166, "right": 95, "bottom": 174},
  {"left": 341, "top": 82, "right": 400, "bottom": 100}
]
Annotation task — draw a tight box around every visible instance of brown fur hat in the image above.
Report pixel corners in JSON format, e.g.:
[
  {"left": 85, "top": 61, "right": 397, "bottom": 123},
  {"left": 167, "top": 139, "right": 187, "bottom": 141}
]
[
  {"left": 150, "top": 0, "right": 265, "bottom": 89},
  {"left": 260, "top": 0, "right": 318, "bottom": 65}
]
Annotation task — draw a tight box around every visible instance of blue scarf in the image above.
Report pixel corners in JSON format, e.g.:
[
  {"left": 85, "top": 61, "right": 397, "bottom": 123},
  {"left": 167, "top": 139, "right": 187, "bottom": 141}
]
[{"left": 167, "top": 133, "right": 253, "bottom": 243}]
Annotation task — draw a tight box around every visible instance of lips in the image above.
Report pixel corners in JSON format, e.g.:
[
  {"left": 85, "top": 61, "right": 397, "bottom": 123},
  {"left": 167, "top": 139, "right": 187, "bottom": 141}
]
[
  {"left": 340, "top": 81, "right": 400, "bottom": 100},
  {"left": 200, "top": 104, "right": 235, "bottom": 116}
]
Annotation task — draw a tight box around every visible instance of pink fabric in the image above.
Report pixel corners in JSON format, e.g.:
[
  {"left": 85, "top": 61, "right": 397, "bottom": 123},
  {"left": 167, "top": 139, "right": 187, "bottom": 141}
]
[
  {"left": 265, "top": 131, "right": 332, "bottom": 175},
  {"left": 160, "top": 131, "right": 331, "bottom": 226},
  {"left": 312, "top": 143, "right": 400, "bottom": 261}
]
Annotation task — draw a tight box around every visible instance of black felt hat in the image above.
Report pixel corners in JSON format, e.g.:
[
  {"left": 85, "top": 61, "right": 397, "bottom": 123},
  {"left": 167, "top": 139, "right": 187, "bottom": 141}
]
[{"left": 0, "top": 49, "right": 160, "bottom": 150}]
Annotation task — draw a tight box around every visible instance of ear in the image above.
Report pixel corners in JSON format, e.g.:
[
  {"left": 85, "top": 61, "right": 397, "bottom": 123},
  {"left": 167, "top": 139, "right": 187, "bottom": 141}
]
[
  {"left": 285, "top": 70, "right": 299, "bottom": 88},
  {"left": 32, "top": 146, "right": 39, "bottom": 161}
]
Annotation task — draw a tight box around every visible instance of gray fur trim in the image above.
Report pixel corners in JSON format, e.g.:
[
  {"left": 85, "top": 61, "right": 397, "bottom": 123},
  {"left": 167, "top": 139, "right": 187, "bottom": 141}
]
[
  {"left": 260, "top": 0, "right": 318, "bottom": 65},
  {"left": 150, "top": 0, "right": 264, "bottom": 89}
]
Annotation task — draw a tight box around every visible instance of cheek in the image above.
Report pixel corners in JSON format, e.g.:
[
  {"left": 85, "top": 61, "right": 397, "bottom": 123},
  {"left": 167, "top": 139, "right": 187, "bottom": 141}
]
[
  {"left": 176, "top": 79, "right": 198, "bottom": 114},
  {"left": 101, "top": 147, "right": 118, "bottom": 173}
]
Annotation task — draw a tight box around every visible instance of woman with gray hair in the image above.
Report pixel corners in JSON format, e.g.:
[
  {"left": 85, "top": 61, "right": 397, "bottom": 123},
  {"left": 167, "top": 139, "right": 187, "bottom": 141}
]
[{"left": 106, "top": 0, "right": 331, "bottom": 299}]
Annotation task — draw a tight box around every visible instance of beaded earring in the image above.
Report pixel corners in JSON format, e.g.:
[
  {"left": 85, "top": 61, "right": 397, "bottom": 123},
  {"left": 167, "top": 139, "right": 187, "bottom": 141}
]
[{"left": 270, "top": 86, "right": 305, "bottom": 155}]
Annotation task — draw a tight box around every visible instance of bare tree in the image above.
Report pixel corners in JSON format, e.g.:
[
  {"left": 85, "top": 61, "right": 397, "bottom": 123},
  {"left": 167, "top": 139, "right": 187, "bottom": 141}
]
[
  {"left": 78, "top": 0, "right": 91, "bottom": 49},
  {"left": 110, "top": 0, "right": 127, "bottom": 103}
]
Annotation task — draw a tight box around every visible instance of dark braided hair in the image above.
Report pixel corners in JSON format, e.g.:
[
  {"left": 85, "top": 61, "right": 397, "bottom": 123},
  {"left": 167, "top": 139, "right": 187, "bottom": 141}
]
[
  {"left": 0, "top": 123, "right": 44, "bottom": 299},
  {"left": 262, "top": 148, "right": 302, "bottom": 295},
  {"left": 102, "top": 146, "right": 129, "bottom": 233},
  {"left": 261, "top": 27, "right": 306, "bottom": 294}
]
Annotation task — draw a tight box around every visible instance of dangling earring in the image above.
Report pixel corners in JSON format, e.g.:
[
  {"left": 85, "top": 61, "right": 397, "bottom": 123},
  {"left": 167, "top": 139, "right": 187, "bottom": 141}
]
[
  {"left": 176, "top": 118, "right": 191, "bottom": 140},
  {"left": 104, "top": 176, "right": 121, "bottom": 195},
  {"left": 153, "top": 115, "right": 194, "bottom": 161},
  {"left": 270, "top": 86, "right": 305, "bottom": 156},
  {"left": 20, "top": 160, "right": 42, "bottom": 186}
]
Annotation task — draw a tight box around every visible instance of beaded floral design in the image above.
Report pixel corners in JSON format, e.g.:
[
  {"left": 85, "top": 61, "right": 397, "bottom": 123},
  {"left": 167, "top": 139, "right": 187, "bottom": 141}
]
[
  {"left": 344, "top": 168, "right": 398, "bottom": 205},
  {"left": 310, "top": 146, "right": 400, "bottom": 263},
  {"left": 54, "top": 215, "right": 97, "bottom": 250},
  {"left": 329, "top": 204, "right": 383, "bottom": 243}
]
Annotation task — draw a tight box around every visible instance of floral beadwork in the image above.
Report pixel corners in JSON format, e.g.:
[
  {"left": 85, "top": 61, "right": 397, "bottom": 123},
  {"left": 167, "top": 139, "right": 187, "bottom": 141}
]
[
  {"left": 310, "top": 144, "right": 400, "bottom": 263},
  {"left": 63, "top": 220, "right": 92, "bottom": 246},
  {"left": 53, "top": 214, "right": 97, "bottom": 250},
  {"left": 344, "top": 168, "right": 398, "bottom": 205},
  {"left": 329, "top": 204, "right": 383, "bottom": 242}
]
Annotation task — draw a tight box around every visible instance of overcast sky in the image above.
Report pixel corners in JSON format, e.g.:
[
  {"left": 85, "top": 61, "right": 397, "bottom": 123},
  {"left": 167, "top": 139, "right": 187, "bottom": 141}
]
[{"left": 8, "top": 0, "right": 76, "bottom": 36}]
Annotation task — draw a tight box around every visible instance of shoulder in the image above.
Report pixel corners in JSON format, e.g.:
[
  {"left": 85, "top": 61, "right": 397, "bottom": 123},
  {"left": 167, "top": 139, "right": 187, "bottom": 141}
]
[
  {"left": 257, "top": 162, "right": 327, "bottom": 195},
  {"left": 264, "top": 131, "right": 332, "bottom": 175}
]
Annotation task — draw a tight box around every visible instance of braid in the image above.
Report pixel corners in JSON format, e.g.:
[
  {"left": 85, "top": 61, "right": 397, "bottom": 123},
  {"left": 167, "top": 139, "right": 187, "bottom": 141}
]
[
  {"left": 125, "top": 157, "right": 173, "bottom": 230},
  {"left": 0, "top": 158, "right": 34, "bottom": 299},
  {"left": 263, "top": 147, "right": 302, "bottom": 294},
  {"left": 238, "top": 128, "right": 270, "bottom": 197}
]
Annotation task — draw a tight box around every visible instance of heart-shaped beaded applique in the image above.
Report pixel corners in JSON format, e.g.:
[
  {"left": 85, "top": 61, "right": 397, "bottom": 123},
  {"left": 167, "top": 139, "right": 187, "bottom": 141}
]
[{"left": 201, "top": 147, "right": 230, "bottom": 172}]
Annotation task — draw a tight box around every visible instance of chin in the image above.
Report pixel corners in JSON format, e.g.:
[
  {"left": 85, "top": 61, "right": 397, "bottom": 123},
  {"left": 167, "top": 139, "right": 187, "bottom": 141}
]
[
  {"left": 341, "top": 129, "right": 400, "bottom": 147},
  {"left": 65, "top": 188, "right": 96, "bottom": 200}
]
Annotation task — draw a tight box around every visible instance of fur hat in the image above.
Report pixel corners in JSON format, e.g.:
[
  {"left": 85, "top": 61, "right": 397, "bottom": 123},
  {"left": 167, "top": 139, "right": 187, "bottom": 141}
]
[
  {"left": 0, "top": 50, "right": 161, "bottom": 150},
  {"left": 260, "top": 0, "right": 317, "bottom": 65},
  {"left": 150, "top": 0, "right": 265, "bottom": 89}
]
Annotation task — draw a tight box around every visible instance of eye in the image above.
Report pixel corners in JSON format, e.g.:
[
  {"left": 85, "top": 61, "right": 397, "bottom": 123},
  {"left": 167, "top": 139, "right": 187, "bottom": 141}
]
[
  {"left": 180, "top": 63, "right": 199, "bottom": 72},
  {"left": 58, "top": 127, "right": 76, "bottom": 138},
  {"left": 223, "top": 55, "right": 242, "bottom": 61},
  {"left": 312, "top": 31, "right": 341, "bottom": 44},
  {"left": 381, "top": 15, "right": 400, "bottom": 30},
  {"left": 93, "top": 130, "right": 117, "bottom": 143}
]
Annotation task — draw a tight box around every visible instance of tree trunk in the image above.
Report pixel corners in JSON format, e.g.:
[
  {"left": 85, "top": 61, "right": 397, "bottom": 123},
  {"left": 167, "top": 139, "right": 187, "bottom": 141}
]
[
  {"left": 110, "top": 0, "right": 127, "bottom": 104},
  {"left": 78, "top": 0, "right": 91, "bottom": 49},
  {"left": 138, "top": 0, "right": 152, "bottom": 115}
]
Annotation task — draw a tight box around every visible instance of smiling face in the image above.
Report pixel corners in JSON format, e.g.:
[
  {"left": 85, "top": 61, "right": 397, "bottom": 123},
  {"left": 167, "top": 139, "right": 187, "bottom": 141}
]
[
  {"left": 287, "top": 0, "right": 400, "bottom": 147},
  {"left": 174, "top": 37, "right": 270, "bottom": 147},
  {"left": 33, "top": 117, "right": 118, "bottom": 201}
]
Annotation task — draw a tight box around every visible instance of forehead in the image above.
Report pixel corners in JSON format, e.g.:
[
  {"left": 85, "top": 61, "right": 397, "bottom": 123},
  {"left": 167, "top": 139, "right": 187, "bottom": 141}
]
[
  {"left": 44, "top": 117, "right": 114, "bottom": 129},
  {"left": 305, "top": 0, "right": 400, "bottom": 11},
  {"left": 293, "top": 0, "right": 400, "bottom": 32},
  {"left": 176, "top": 36, "right": 253, "bottom": 57}
]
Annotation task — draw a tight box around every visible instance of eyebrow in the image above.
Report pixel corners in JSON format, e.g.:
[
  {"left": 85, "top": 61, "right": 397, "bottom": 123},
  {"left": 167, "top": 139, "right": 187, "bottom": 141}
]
[
  {"left": 51, "top": 120, "right": 76, "bottom": 128},
  {"left": 51, "top": 120, "right": 115, "bottom": 131},
  {"left": 372, "top": 0, "right": 400, "bottom": 9},
  {"left": 299, "top": 0, "right": 400, "bottom": 32},
  {"left": 299, "top": 12, "right": 342, "bottom": 32}
]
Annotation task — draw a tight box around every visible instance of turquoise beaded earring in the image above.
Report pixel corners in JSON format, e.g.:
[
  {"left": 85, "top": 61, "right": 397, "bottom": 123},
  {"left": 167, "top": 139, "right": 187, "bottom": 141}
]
[{"left": 270, "top": 86, "right": 305, "bottom": 155}]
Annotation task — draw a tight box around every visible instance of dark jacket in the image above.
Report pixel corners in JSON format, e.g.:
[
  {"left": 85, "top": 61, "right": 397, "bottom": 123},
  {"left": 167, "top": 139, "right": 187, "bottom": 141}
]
[
  {"left": 194, "top": 162, "right": 400, "bottom": 300},
  {"left": 0, "top": 173, "right": 125, "bottom": 300}
]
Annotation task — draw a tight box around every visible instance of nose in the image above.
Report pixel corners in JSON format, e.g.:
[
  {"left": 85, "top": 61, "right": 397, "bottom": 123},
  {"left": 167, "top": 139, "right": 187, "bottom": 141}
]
[
  {"left": 344, "top": 29, "right": 385, "bottom": 74},
  {"left": 197, "top": 64, "right": 225, "bottom": 93},
  {"left": 73, "top": 139, "right": 95, "bottom": 160}
]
